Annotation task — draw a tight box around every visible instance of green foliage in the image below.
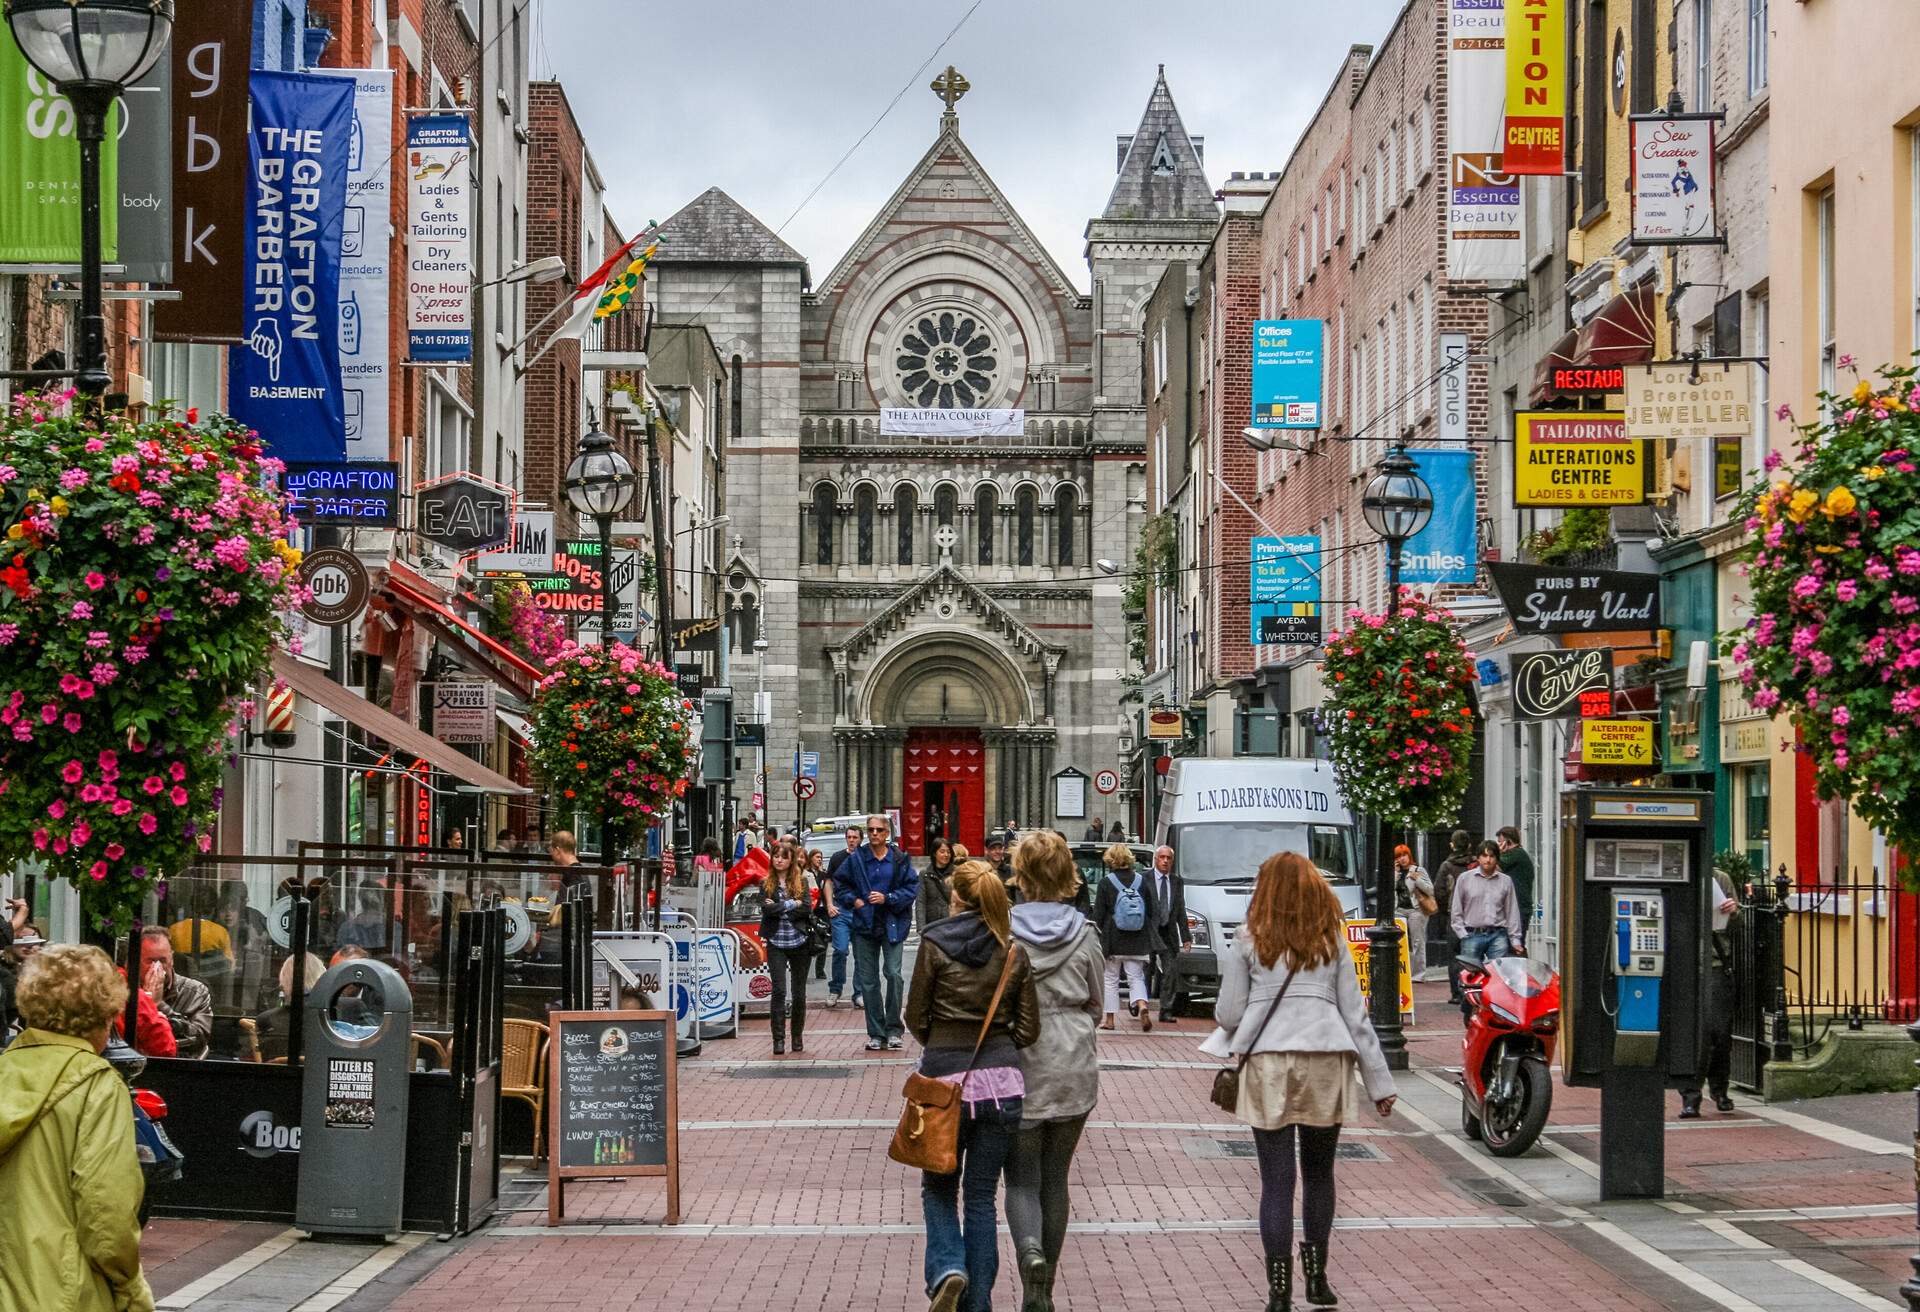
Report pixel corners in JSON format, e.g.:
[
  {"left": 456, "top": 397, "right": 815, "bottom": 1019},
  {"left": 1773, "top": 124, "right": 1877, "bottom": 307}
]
[
  {"left": 1522, "top": 507, "right": 1611, "bottom": 563},
  {"left": 1320, "top": 592, "right": 1479, "bottom": 830},
  {"left": 1123, "top": 511, "right": 1179, "bottom": 668},
  {"left": 1725, "top": 362, "right": 1920, "bottom": 859},
  {"left": 0, "top": 396, "right": 298, "bottom": 932}
]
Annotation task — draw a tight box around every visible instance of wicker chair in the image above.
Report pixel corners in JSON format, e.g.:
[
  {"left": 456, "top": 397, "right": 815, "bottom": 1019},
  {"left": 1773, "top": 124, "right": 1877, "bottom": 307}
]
[
  {"left": 411, "top": 1033, "right": 450, "bottom": 1072},
  {"left": 501, "top": 1019, "right": 549, "bottom": 1160}
]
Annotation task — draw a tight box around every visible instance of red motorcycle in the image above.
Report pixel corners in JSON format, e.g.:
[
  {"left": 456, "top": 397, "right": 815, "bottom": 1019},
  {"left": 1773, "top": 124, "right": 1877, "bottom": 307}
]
[{"left": 1457, "top": 954, "right": 1561, "bottom": 1157}]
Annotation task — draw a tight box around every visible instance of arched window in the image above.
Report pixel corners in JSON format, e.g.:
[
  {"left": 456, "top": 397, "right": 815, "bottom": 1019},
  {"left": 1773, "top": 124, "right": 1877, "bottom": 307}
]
[
  {"left": 1016, "top": 486, "right": 1036, "bottom": 566},
  {"left": 935, "top": 483, "right": 957, "bottom": 526},
  {"left": 1055, "top": 485, "right": 1077, "bottom": 565},
  {"left": 812, "top": 484, "right": 836, "bottom": 565},
  {"left": 895, "top": 485, "right": 916, "bottom": 566},
  {"left": 975, "top": 485, "right": 996, "bottom": 565},
  {"left": 856, "top": 485, "right": 876, "bottom": 565},
  {"left": 730, "top": 355, "right": 743, "bottom": 441}
]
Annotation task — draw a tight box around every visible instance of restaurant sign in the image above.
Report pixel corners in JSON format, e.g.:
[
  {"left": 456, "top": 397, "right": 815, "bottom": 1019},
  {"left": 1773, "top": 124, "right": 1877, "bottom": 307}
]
[{"left": 1487, "top": 562, "right": 1661, "bottom": 635}]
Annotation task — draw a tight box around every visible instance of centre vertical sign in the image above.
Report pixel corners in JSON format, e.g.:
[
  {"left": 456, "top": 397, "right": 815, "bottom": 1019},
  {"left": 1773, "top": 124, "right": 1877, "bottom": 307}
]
[
  {"left": 1503, "top": 0, "right": 1565, "bottom": 174},
  {"left": 406, "top": 115, "right": 472, "bottom": 362}
]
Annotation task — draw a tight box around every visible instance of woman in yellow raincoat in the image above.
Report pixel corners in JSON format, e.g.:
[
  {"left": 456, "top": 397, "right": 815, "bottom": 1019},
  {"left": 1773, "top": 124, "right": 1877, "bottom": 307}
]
[{"left": 0, "top": 944, "right": 154, "bottom": 1312}]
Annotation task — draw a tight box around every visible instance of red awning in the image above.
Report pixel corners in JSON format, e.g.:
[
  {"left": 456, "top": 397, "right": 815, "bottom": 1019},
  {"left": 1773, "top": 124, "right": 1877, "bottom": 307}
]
[
  {"left": 1531, "top": 329, "right": 1582, "bottom": 405},
  {"left": 1573, "top": 283, "right": 1657, "bottom": 367},
  {"left": 270, "top": 651, "right": 529, "bottom": 795},
  {"left": 377, "top": 568, "right": 541, "bottom": 700}
]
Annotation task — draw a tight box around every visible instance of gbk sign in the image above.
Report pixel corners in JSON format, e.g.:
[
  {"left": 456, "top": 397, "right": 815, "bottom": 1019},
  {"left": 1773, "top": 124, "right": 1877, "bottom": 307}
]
[{"left": 414, "top": 473, "right": 511, "bottom": 553}]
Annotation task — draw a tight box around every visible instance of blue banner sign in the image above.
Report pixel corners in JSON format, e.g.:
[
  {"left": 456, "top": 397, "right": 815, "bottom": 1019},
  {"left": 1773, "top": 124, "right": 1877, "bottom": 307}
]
[
  {"left": 1251, "top": 535, "right": 1323, "bottom": 646},
  {"left": 230, "top": 71, "right": 353, "bottom": 463},
  {"left": 283, "top": 461, "right": 399, "bottom": 526},
  {"left": 1251, "top": 319, "right": 1324, "bottom": 429},
  {"left": 1402, "top": 449, "right": 1478, "bottom": 585}
]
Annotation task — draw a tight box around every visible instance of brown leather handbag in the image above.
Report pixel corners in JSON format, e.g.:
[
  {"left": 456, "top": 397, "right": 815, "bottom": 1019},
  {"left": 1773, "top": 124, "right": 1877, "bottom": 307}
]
[
  {"left": 888, "top": 945, "right": 1018, "bottom": 1174},
  {"left": 1209, "top": 965, "right": 1298, "bottom": 1113}
]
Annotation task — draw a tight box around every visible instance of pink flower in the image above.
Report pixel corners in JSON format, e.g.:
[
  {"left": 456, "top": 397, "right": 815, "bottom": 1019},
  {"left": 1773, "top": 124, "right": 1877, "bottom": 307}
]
[
  {"left": 1775, "top": 403, "right": 1794, "bottom": 421},
  {"left": 111, "top": 798, "right": 132, "bottom": 816},
  {"left": 62, "top": 713, "right": 81, "bottom": 733},
  {"left": 61, "top": 760, "right": 83, "bottom": 784},
  {"left": 105, "top": 842, "right": 124, "bottom": 860},
  {"left": 30, "top": 828, "right": 47, "bottom": 850},
  {"left": 84, "top": 571, "right": 106, "bottom": 591},
  {"left": 138, "top": 813, "right": 157, "bottom": 835},
  {"left": 1838, "top": 353, "right": 1856, "bottom": 370},
  {"left": 142, "top": 775, "right": 164, "bottom": 795},
  {"left": 69, "top": 821, "right": 90, "bottom": 847},
  {"left": 168, "top": 761, "right": 186, "bottom": 782},
  {"left": 45, "top": 799, "right": 64, "bottom": 820},
  {"left": 168, "top": 785, "right": 188, "bottom": 807},
  {"left": 1836, "top": 580, "right": 1859, "bottom": 601}
]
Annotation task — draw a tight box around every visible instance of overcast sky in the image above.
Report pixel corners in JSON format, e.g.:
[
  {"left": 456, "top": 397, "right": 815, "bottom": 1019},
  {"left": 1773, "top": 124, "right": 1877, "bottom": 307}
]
[{"left": 533, "top": 0, "right": 1406, "bottom": 290}]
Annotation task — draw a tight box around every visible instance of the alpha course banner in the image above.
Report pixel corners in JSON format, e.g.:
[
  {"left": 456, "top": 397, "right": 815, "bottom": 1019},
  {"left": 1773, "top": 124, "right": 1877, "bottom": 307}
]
[
  {"left": 1503, "top": 0, "right": 1565, "bottom": 175},
  {"left": 316, "top": 69, "right": 393, "bottom": 461},
  {"left": 879, "top": 408, "right": 1025, "bottom": 438},
  {"left": 0, "top": 38, "right": 118, "bottom": 263},
  {"left": 406, "top": 114, "right": 472, "bottom": 361},
  {"left": 230, "top": 72, "right": 353, "bottom": 463},
  {"left": 1402, "top": 449, "right": 1477, "bottom": 585},
  {"left": 1446, "top": 0, "right": 1524, "bottom": 282}
]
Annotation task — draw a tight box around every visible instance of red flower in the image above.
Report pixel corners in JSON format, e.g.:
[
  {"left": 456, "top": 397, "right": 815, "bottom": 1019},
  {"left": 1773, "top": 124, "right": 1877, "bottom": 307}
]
[
  {"left": 109, "top": 470, "right": 141, "bottom": 493},
  {"left": 185, "top": 407, "right": 199, "bottom": 424},
  {"left": 0, "top": 555, "right": 31, "bottom": 597}
]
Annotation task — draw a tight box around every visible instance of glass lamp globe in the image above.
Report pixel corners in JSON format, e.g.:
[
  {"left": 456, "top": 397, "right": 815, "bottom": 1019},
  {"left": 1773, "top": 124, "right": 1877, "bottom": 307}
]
[
  {"left": 7, "top": 0, "right": 174, "bottom": 89},
  {"left": 1360, "top": 447, "right": 1434, "bottom": 544}
]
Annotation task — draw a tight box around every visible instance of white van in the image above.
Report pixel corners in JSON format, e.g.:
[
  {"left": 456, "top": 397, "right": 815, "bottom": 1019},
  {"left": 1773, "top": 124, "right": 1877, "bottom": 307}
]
[{"left": 1153, "top": 757, "right": 1365, "bottom": 997}]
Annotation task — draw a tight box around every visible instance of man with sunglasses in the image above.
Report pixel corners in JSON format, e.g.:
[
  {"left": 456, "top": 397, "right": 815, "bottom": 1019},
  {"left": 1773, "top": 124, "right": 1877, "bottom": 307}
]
[{"left": 835, "top": 814, "right": 919, "bottom": 1050}]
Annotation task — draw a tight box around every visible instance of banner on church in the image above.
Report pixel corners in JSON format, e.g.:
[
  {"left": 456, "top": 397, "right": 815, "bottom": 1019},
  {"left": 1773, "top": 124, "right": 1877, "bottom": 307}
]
[
  {"left": 1446, "top": 0, "right": 1525, "bottom": 282},
  {"left": 405, "top": 114, "right": 472, "bottom": 362},
  {"left": 879, "top": 408, "right": 1025, "bottom": 439}
]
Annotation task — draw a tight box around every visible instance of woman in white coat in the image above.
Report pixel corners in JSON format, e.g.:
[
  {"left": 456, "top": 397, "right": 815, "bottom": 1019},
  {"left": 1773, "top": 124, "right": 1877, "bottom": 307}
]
[{"left": 1212, "top": 851, "right": 1397, "bottom": 1312}]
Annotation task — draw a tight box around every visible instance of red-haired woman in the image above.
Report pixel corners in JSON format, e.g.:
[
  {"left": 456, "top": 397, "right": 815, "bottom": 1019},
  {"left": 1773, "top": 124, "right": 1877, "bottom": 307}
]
[{"left": 1213, "top": 852, "right": 1397, "bottom": 1311}]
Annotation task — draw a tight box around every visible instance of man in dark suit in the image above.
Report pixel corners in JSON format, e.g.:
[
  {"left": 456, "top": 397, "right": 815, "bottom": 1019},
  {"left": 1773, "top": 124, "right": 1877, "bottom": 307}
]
[{"left": 1147, "top": 844, "right": 1189, "bottom": 1024}]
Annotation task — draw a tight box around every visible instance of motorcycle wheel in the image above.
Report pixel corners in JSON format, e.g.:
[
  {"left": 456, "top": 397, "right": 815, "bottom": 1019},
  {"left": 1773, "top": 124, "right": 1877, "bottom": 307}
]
[
  {"left": 1483, "top": 1054, "right": 1551, "bottom": 1157},
  {"left": 1460, "top": 1092, "right": 1483, "bottom": 1141}
]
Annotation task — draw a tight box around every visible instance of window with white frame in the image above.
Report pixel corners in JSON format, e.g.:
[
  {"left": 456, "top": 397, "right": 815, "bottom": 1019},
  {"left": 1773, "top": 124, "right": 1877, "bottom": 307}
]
[
  {"left": 1423, "top": 277, "right": 1436, "bottom": 412},
  {"left": 1384, "top": 132, "right": 1396, "bottom": 207},
  {"left": 1694, "top": 0, "right": 1713, "bottom": 111},
  {"left": 1818, "top": 186, "right": 1836, "bottom": 395},
  {"left": 1298, "top": 226, "right": 1308, "bottom": 285},
  {"left": 1407, "top": 291, "right": 1422, "bottom": 418},
  {"left": 1384, "top": 308, "right": 1399, "bottom": 435},
  {"left": 1152, "top": 323, "right": 1168, "bottom": 396},
  {"left": 1911, "top": 130, "right": 1920, "bottom": 353},
  {"left": 1374, "top": 318, "right": 1389, "bottom": 456},
  {"left": 1404, "top": 113, "right": 1418, "bottom": 192},
  {"left": 1747, "top": 0, "right": 1767, "bottom": 94},
  {"left": 1750, "top": 292, "right": 1769, "bottom": 493},
  {"left": 1340, "top": 166, "right": 1349, "bottom": 236},
  {"left": 1335, "top": 307, "right": 1347, "bottom": 428},
  {"left": 1351, "top": 339, "right": 1366, "bottom": 470}
]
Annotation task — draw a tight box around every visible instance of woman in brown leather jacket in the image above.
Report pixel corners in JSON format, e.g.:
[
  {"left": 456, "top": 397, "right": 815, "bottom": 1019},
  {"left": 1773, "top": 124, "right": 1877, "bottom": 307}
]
[{"left": 905, "top": 859, "right": 1042, "bottom": 1312}]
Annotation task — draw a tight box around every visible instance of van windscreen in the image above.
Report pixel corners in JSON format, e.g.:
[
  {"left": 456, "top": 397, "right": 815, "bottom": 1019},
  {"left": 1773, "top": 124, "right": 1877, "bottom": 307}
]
[{"left": 1172, "top": 823, "right": 1356, "bottom": 887}]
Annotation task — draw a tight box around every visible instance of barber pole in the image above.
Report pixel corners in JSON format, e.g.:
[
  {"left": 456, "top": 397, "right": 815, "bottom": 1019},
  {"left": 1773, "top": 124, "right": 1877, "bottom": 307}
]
[{"left": 264, "top": 683, "right": 297, "bottom": 749}]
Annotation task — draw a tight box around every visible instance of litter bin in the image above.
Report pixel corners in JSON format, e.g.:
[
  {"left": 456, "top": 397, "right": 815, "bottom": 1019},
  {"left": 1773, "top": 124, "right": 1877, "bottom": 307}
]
[{"left": 295, "top": 958, "right": 413, "bottom": 1237}]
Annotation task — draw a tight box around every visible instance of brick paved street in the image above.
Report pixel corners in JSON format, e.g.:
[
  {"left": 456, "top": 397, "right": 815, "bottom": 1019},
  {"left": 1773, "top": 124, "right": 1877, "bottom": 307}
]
[{"left": 138, "top": 981, "right": 1920, "bottom": 1311}]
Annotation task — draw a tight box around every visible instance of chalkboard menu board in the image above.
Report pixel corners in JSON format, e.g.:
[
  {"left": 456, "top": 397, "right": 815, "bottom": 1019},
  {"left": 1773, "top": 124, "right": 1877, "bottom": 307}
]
[{"left": 546, "top": 1010, "right": 679, "bottom": 1225}]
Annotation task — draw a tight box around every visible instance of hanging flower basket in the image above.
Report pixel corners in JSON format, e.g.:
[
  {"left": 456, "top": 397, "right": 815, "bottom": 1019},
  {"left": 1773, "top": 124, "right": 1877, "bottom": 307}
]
[
  {"left": 1727, "top": 360, "right": 1920, "bottom": 858},
  {"left": 0, "top": 395, "right": 299, "bottom": 932},
  {"left": 1319, "top": 590, "right": 1479, "bottom": 830},
  {"left": 526, "top": 642, "right": 697, "bottom": 855}
]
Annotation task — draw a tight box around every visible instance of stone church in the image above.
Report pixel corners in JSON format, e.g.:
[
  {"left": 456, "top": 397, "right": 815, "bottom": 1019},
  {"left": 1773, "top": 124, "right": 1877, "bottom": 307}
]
[{"left": 649, "top": 68, "right": 1217, "bottom": 853}]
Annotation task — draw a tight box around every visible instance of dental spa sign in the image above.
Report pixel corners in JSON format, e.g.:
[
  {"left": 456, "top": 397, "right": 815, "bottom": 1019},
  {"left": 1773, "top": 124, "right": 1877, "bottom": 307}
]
[
  {"left": 1487, "top": 562, "right": 1662, "bottom": 635},
  {"left": 229, "top": 72, "right": 354, "bottom": 464}
]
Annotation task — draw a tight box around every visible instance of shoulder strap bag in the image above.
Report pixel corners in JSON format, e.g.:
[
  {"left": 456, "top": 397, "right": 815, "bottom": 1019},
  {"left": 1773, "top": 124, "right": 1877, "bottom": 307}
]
[
  {"left": 888, "top": 942, "right": 1019, "bottom": 1174},
  {"left": 1209, "top": 959, "right": 1300, "bottom": 1113}
]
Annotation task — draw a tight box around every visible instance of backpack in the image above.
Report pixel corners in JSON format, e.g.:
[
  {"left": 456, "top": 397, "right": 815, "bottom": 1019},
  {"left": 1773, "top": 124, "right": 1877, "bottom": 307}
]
[{"left": 1106, "top": 871, "right": 1147, "bottom": 933}]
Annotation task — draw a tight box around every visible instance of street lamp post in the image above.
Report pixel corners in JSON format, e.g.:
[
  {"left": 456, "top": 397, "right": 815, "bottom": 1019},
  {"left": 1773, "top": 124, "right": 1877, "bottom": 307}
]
[
  {"left": 1358, "top": 444, "right": 1433, "bottom": 1072},
  {"left": 6, "top": 0, "right": 174, "bottom": 398},
  {"left": 562, "top": 408, "right": 637, "bottom": 869}
]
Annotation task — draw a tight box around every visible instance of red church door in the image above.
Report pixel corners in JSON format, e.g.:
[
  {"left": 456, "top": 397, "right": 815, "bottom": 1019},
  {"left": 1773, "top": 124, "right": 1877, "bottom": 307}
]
[{"left": 901, "top": 728, "right": 986, "bottom": 856}]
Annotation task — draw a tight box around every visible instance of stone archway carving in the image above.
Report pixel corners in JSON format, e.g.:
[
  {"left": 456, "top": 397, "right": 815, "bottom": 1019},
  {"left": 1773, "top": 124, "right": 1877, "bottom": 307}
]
[{"left": 859, "top": 629, "right": 1037, "bottom": 727}]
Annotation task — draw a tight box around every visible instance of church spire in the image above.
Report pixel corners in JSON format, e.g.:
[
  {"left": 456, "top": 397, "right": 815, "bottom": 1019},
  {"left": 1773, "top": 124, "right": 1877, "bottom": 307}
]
[
  {"left": 930, "top": 65, "right": 970, "bottom": 132},
  {"left": 1102, "top": 66, "right": 1217, "bottom": 222}
]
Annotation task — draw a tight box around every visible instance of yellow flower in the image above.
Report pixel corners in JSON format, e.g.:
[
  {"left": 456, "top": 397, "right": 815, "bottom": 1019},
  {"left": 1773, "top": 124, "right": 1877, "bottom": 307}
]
[
  {"left": 1822, "top": 485, "right": 1858, "bottom": 517},
  {"left": 48, "top": 495, "right": 68, "bottom": 517},
  {"left": 1814, "top": 544, "right": 1843, "bottom": 554},
  {"left": 1862, "top": 465, "right": 1887, "bottom": 481},
  {"left": 1883, "top": 395, "right": 1908, "bottom": 413},
  {"left": 1786, "top": 489, "right": 1819, "bottom": 523},
  {"left": 24, "top": 489, "right": 43, "bottom": 502},
  {"left": 275, "top": 541, "right": 303, "bottom": 568},
  {"left": 1852, "top": 380, "right": 1874, "bottom": 405},
  {"left": 4, "top": 524, "right": 22, "bottom": 541}
]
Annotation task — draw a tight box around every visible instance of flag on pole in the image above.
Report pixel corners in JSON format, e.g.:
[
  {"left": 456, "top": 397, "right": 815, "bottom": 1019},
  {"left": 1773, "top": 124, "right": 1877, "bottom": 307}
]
[{"left": 545, "top": 229, "right": 659, "bottom": 351}]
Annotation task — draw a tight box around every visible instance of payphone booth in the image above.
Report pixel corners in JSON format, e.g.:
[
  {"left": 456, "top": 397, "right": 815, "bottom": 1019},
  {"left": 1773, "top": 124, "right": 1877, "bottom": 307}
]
[{"left": 1561, "top": 788, "right": 1713, "bottom": 1200}]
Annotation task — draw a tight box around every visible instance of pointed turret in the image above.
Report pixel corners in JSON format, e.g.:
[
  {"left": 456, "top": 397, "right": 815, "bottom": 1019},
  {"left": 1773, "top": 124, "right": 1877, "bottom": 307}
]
[
  {"left": 1102, "top": 65, "right": 1217, "bottom": 222},
  {"left": 651, "top": 186, "right": 810, "bottom": 285}
]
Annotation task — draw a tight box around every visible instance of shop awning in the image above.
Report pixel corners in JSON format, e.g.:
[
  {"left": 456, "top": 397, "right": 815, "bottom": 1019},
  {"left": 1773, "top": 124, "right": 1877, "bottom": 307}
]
[
  {"left": 271, "top": 651, "right": 530, "bottom": 795},
  {"left": 497, "top": 708, "right": 533, "bottom": 744},
  {"left": 378, "top": 569, "right": 542, "bottom": 700},
  {"left": 1573, "top": 283, "right": 1657, "bottom": 367},
  {"left": 1530, "top": 329, "right": 1582, "bottom": 405}
]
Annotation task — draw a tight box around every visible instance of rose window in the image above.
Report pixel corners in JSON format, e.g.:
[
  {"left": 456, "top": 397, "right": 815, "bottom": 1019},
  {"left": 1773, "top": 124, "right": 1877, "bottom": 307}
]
[{"left": 894, "top": 310, "right": 998, "bottom": 408}]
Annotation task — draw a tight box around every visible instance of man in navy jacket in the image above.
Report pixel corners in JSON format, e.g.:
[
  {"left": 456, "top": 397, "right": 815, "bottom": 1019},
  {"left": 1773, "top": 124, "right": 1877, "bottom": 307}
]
[{"left": 835, "top": 813, "right": 918, "bottom": 1049}]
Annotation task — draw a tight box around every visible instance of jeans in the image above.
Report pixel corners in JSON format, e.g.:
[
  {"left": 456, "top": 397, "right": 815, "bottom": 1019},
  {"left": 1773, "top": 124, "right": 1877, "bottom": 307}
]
[
  {"left": 922, "top": 1100, "right": 1020, "bottom": 1311},
  {"left": 1004, "top": 1113, "right": 1087, "bottom": 1267},
  {"left": 852, "top": 934, "right": 904, "bottom": 1041},
  {"left": 767, "top": 944, "right": 808, "bottom": 1044},
  {"left": 1458, "top": 929, "right": 1510, "bottom": 1020},
  {"left": 828, "top": 911, "right": 854, "bottom": 997},
  {"left": 1253, "top": 1122, "right": 1340, "bottom": 1256}
]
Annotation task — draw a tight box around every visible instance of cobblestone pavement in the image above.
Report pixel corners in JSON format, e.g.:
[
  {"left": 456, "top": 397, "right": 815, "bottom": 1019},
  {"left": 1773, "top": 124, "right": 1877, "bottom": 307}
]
[{"left": 139, "top": 980, "right": 1920, "bottom": 1310}]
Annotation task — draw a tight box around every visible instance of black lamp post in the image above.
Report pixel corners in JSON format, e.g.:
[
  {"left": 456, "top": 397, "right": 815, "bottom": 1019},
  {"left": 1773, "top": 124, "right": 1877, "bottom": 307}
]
[
  {"left": 1358, "top": 443, "right": 1433, "bottom": 1071},
  {"left": 562, "top": 407, "right": 637, "bottom": 655},
  {"left": 6, "top": 1, "right": 174, "bottom": 398}
]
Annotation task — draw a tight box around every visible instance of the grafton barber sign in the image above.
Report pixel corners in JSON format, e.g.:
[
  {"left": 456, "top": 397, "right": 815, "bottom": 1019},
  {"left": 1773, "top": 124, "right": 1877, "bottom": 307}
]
[
  {"left": 1512, "top": 647, "right": 1612, "bottom": 720},
  {"left": 1488, "top": 563, "right": 1661, "bottom": 634},
  {"left": 1193, "top": 785, "right": 1335, "bottom": 816}
]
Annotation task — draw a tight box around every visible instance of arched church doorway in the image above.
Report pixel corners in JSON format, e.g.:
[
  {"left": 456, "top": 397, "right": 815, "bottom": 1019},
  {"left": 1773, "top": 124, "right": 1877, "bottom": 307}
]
[{"left": 904, "top": 726, "right": 985, "bottom": 856}]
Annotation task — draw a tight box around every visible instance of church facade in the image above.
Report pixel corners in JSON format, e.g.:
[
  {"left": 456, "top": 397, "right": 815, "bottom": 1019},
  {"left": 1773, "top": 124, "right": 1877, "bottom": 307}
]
[{"left": 650, "top": 69, "right": 1217, "bottom": 852}]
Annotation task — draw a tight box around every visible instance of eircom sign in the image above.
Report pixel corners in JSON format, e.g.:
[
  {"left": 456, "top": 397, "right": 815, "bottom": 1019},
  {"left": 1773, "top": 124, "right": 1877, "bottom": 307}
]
[{"left": 1401, "top": 449, "right": 1477, "bottom": 585}]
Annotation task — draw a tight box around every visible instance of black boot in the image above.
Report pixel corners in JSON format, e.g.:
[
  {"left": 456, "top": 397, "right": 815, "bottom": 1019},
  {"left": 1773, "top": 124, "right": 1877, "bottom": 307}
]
[
  {"left": 1264, "top": 1253, "right": 1292, "bottom": 1312},
  {"left": 1019, "top": 1248, "right": 1051, "bottom": 1312},
  {"left": 772, "top": 1032, "right": 785, "bottom": 1055},
  {"left": 791, "top": 1014, "right": 804, "bottom": 1054},
  {"left": 1679, "top": 1092, "right": 1701, "bottom": 1119},
  {"left": 1298, "top": 1242, "right": 1336, "bottom": 1307}
]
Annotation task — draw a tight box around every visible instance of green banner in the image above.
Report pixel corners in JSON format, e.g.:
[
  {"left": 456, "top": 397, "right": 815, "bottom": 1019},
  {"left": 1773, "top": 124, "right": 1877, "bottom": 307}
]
[{"left": 0, "top": 39, "right": 118, "bottom": 264}]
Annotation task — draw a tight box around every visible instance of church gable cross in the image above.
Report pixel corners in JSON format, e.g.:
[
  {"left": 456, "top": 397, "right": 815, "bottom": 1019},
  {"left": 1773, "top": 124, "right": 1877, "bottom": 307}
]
[{"left": 931, "top": 65, "right": 969, "bottom": 126}]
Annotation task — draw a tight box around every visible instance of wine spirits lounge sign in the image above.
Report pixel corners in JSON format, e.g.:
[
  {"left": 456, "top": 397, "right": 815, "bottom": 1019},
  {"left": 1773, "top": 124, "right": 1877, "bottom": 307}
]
[{"left": 1487, "top": 562, "right": 1661, "bottom": 635}]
